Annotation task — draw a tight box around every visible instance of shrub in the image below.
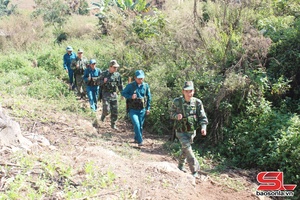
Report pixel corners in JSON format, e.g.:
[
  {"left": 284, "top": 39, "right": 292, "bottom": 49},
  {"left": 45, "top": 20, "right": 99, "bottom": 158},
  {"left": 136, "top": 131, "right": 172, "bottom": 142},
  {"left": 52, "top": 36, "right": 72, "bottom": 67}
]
[{"left": 0, "top": 15, "right": 48, "bottom": 51}]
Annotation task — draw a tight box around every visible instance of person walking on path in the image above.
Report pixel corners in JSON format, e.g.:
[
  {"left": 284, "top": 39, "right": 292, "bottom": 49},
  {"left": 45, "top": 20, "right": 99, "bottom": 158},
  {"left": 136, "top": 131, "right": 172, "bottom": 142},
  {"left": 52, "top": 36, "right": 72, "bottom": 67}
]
[
  {"left": 71, "top": 49, "right": 89, "bottom": 99},
  {"left": 63, "top": 46, "right": 77, "bottom": 90},
  {"left": 83, "top": 59, "right": 102, "bottom": 112},
  {"left": 99, "top": 60, "right": 124, "bottom": 129},
  {"left": 121, "top": 70, "right": 151, "bottom": 147},
  {"left": 169, "top": 81, "right": 208, "bottom": 178}
]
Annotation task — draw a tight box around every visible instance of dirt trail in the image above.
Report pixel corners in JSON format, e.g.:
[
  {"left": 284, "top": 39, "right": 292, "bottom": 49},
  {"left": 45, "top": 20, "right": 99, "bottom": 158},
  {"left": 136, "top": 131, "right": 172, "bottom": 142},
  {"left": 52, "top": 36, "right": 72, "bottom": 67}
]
[
  {"left": 17, "top": 105, "right": 263, "bottom": 200},
  {"left": 4, "top": 1, "right": 269, "bottom": 198}
]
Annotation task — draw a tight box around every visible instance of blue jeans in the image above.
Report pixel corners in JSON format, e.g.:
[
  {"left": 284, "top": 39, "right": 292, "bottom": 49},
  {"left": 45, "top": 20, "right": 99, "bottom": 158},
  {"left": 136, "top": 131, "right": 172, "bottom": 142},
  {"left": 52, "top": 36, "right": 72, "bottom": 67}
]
[
  {"left": 129, "top": 108, "right": 146, "bottom": 144},
  {"left": 86, "top": 85, "right": 99, "bottom": 111},
  {"left": 67, "top": 68, "right": 74, "bottom": 86}
]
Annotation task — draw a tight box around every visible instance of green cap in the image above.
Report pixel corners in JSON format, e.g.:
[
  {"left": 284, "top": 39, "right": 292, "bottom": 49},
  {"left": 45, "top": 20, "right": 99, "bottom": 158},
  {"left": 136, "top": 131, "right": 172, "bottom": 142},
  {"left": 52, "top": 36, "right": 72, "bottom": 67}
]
[{"left": 183, "top": 81, "right": 194, "bottom": 90}]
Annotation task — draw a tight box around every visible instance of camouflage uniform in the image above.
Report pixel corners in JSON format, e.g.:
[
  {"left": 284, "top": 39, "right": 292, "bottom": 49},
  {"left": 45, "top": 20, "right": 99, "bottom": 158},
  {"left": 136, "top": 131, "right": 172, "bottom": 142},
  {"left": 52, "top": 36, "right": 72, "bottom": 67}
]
[
  {"left": 71, "top": 49, "right": 88, "bottom": 98},
  {"left": 99, "top": 60, "right": 123, "bottom": 128},
  {"left": 170, "top": 81, "right": 208, "bottom": 175}
]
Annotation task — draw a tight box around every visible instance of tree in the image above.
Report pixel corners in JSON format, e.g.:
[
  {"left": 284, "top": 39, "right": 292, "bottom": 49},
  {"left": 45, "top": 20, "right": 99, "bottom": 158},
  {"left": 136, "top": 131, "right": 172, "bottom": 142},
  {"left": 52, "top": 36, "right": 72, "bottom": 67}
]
[{"left": 0, "top": 0, "right": 16, "bottom": 17}]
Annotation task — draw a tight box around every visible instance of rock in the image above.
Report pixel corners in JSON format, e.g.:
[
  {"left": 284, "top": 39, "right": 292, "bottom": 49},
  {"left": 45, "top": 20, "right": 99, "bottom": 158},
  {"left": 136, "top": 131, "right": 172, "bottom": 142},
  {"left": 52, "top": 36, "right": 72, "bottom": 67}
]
[{"left": 0, "top": 105, "right": 32, "bottom": 150}]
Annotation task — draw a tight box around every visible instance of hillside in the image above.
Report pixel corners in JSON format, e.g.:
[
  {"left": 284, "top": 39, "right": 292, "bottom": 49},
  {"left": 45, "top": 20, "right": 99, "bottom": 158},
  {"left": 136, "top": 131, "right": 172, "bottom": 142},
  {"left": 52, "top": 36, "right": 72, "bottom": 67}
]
[
  {"left": 0, "top": 0, "right": 277, "bottom": 199},
  {"left": 0, "top": 95, "right": 264, "bottom": 200}
]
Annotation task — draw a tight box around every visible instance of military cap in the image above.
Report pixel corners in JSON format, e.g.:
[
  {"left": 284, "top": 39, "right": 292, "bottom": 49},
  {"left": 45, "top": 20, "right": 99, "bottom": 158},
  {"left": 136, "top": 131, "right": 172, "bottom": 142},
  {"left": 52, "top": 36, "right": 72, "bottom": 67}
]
[
  {"left": 110, "top": 60, "right": 120, "bottom": 67},
  {"left": 66, "top": 46, "right": 73, "bottom": 51},
  {"left": 183, "top": 81, "right": 194, "bottom": 90},
  {"left": 90, "top": 59, "right": 96, "bottom": 64},
  {"left": 135, "top": 70, "right": 145, "bottom": 78}
]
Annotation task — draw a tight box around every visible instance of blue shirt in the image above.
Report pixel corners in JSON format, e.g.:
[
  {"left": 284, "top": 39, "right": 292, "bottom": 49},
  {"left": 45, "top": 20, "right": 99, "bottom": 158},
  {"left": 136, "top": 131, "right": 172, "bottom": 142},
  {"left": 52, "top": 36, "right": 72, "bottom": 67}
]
[
  {"left": 122, "top": 81, "right": 152, "bottom": 111},
  {"left": 63, "top": 52, "right": 77, "bottom": 70},
  {"left": 83, "top": 67, "right": 102, "bottom": 83}
]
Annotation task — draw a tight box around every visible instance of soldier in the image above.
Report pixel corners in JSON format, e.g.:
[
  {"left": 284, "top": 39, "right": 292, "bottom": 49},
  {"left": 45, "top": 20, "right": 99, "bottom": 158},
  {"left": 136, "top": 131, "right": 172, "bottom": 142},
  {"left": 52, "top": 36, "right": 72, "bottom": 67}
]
[
  {"left": 99, "top": 60, "right": 124, "bottom": 129},
  {"left": 83, "top": 59, "right": 102, "bottom": 112},
  {"left": 170, "top": 81, "right": 208, "bottom": 178},
  {"left": 71, "top": 49, "right": 89, "bottom": 99},
  {"left": 121, "top": 70, "right": 151, "bottom": 147},
  {"left": 63, "top": 46, "right": 77, "bottom": 90}
]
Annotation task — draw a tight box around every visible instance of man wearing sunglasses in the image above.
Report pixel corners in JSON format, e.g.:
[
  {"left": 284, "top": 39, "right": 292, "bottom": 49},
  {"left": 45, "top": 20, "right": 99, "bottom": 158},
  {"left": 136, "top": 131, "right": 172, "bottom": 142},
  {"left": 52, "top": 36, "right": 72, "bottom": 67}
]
[{"left": 99, "top": 60, "right": 124, "bottom": 129}]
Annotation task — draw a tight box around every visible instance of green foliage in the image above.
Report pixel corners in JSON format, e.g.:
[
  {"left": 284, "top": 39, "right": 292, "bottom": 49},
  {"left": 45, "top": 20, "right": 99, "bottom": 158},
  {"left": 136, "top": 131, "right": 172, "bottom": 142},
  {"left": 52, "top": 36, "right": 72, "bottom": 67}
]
[
  {"left": 91, "top": 0, "right": 153, "bottom": 35},
  {"left": 75, "top": 0, "right": 90, "bottom": 15},
  {"left": 37, "top": 51, "right": 65, "bottom": 79},
  {"left": 1, "top": 0, "right": 300, "bottom": 198},
  {"left": 0, "top": 55, "right": 31, "bottom": 72},
  {"left": 0, "top": 0, "right": 16, "bottom": 17},
  {"left": 132, "top": 12, "right": 166, "bottom": 40},
  {"left": 1, "top": 153, "right": 117, "bottom": 199},
  {"left": 220, "top": 95, "right": 300, "bottom": 194},
  {"left": 32, "top": 0, "right": 70, "bottom": 27}
]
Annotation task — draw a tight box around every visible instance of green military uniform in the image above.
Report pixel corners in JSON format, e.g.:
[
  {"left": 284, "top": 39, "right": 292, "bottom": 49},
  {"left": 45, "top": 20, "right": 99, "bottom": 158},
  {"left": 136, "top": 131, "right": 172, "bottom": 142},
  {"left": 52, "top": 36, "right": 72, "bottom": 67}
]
[
  {"left": 99, "top": 60, "right": 123, "bottom": 129},
  {"left": 170, "top": 81, "right": 208, "bottom": 176},
  {"left": 71, "top": 49, "right": 89, "bottom": 98}
]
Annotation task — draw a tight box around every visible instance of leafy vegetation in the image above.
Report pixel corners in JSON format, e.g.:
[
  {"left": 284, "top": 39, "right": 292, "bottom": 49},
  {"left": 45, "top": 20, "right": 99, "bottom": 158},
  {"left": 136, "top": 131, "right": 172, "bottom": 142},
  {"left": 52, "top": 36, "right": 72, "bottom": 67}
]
[
  {"left": 0, "top": 0, "right": 16, "bottom": 17},
  {"left": 0, "top": 0, "right": 300, "bottom": 198}
]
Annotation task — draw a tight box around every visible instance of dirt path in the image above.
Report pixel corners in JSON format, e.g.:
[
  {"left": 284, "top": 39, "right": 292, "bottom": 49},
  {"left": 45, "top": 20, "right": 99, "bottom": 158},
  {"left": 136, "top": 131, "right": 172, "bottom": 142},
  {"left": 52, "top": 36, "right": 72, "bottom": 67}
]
[
  {"left": 16, "top": 106, "right": 263, "bottom": 200},
  {"left": 3, "top": 1, "right": 269, "bottom": 198}
]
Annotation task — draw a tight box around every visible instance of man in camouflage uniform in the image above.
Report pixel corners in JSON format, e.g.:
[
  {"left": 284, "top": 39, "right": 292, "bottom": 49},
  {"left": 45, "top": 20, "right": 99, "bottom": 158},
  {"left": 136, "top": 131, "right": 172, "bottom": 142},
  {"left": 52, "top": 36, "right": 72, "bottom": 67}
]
[
  {"left": 99, "top": 60, "right": 124, "bottom": 129},
  {"left": 170, "top": 81, "right": 208, "bottom": 178},
  {"left": 71, "top": 49, "right": 89, "bottom": 99}
]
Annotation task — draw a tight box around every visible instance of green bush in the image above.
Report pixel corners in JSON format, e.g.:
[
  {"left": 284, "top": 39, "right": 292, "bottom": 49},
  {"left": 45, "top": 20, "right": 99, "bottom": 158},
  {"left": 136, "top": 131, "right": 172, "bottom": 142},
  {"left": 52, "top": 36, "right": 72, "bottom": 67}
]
[
  {"left": 0, "top": 55, "right": 31, "bottom": 72},
  {"left": 221, "top": 100, "right": 300, "bottom": 195},
  {"left": 37, "top": 52, "right": 65, "bottom": 79}
]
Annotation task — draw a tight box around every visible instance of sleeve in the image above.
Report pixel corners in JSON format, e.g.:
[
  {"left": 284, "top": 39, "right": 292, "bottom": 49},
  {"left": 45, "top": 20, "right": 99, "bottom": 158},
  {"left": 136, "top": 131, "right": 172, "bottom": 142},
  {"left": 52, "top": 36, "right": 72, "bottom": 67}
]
[
  {"left": 121, "top": 83, "right": 132, "bottom": 99},
  {"left": 117, "top": 74, "right": 124, "bottom": 92},
  {"left": 83, "top": 69, "right": 89, "bottom": 83},
  {"left": 197, "top": 99, "right": 208, "bottom": 130},
  {"left": 71, "top": 59, "right": 76, "bottom": 71},
  {"left": 170, "top": 98, "right": 179, "bottom": 120},
  {"left": 94, "top": 69, "right": 101, "bottom": 85},
  {"left": 145, "top": 83, "right": 151, "bottom": 111},
  {"left": 63, "top": 55, "right": 67, "bottom": 70},
  {"left": 99, "top": 71, "right": 105, "bottom": 86}
]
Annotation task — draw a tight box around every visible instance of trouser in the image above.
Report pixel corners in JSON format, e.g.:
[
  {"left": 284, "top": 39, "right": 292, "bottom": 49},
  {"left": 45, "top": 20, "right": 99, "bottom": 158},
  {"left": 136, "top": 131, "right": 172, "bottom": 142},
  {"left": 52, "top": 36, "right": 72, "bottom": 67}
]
[
  {"left": 67, "top": 68, "right": 74, "bottom": 87},
  {"left": 74, "top": 74, "right": 86, "bottom": 97},
  {"left": 86, "top": 86, "right": 99, "bottom": 111},
  {"left": 129, "top": 108, "right": 146, "bottom": 144},
  {"left": 101, "top": 97, "right": 118, "bottom": 126},
  {"left": 176, "top": 131, "right": 200, "bottom": 173}
]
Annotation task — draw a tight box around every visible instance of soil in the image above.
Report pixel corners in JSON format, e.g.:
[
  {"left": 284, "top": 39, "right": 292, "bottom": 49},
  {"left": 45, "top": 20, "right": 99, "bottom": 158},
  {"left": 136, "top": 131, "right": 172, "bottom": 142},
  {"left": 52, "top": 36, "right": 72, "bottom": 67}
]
[
  {"left": 3, "top": 1, "right": 271, "bottom": 199},
  {"left": 1, "top": 96, "right": 269, "bottom": 200}
]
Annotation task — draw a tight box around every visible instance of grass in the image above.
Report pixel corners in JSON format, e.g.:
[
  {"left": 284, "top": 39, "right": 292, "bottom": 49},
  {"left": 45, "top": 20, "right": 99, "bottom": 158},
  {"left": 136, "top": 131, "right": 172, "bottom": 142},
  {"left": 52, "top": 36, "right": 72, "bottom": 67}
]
[{"left": 0, "top": 151, "right": 119, "bottom": 200}]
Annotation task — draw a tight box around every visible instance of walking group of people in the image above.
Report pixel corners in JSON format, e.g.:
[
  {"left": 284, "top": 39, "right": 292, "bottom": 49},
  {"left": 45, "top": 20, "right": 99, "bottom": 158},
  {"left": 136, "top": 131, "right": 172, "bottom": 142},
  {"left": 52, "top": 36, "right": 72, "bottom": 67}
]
[
  {"left": 63, "top": 46, "right": 152, "bottom": 147},
  {"left": 63, "top": 46, "right": 208, "bottom": 179}
]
